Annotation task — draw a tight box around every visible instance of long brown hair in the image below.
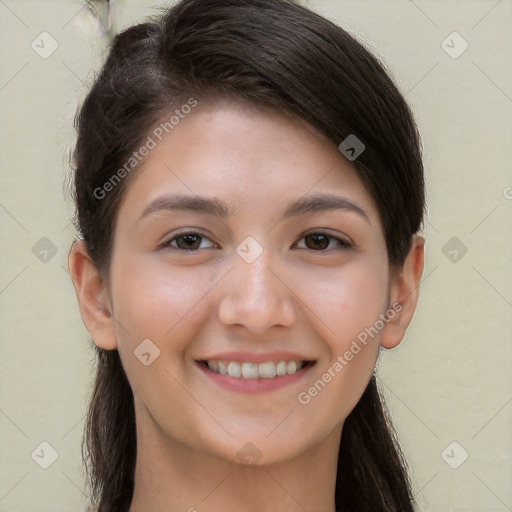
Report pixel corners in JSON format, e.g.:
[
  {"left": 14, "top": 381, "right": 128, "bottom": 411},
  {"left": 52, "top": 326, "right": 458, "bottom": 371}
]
[{"left": 71, "top": 0, "right": 425, "bottom": 510}]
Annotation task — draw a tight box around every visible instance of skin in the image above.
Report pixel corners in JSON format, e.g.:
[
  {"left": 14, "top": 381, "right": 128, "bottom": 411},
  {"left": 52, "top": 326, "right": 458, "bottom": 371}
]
[{"left": 69, "top": 100, "right": 425, "bottom": 512}]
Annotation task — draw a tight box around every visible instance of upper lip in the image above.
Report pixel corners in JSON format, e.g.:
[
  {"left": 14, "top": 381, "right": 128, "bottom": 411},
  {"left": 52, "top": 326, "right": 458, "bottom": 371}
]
[{"left": 196, "top": 351, "right": 315, "bottom": 363}]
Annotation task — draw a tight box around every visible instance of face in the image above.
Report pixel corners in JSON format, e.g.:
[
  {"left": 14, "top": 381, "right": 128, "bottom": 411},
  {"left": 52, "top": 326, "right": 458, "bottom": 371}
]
[{"left": 104, "top": 100, "right": 393, "bottom": 465}]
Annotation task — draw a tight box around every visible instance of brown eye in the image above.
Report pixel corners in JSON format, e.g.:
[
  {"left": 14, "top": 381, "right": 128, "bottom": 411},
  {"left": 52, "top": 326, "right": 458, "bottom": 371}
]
[
  {"left": 297, "top": 232, "right": 352, "bottom": 251},
  {"left": 164, "top": 231, "right": 216, "bottom": 251},
  {"left": 305, "top": 234, "right": 329, "bottom": 250},
  {"left": 174, "top": 234, "right": 203, "bottom": 250}
]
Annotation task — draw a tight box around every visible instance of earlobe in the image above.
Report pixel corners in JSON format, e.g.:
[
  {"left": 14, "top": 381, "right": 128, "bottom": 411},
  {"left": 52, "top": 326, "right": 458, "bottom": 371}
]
[
  {"left": 380, "top": 235, "right": 425, "bottom": 350},
  {"left": 68, "top": 240, "right": 118, "bottom": 350}
]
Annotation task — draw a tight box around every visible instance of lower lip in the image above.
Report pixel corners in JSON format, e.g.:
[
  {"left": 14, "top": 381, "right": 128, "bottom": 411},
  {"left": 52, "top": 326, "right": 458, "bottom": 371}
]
[{"left": 196, "top": 362, "right": 313, "bottom": 393}]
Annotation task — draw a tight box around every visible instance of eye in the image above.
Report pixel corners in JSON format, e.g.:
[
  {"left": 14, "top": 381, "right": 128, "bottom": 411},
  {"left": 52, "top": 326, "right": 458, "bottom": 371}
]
[
  {"left": 162, "top": 231, "right": 216, "bottom": 251},
  {"left": 160, "top": 230, "right": 352, "bottom": 253},
  {"left": 294, "top": 232, "right": 352, "bottom": 251}
]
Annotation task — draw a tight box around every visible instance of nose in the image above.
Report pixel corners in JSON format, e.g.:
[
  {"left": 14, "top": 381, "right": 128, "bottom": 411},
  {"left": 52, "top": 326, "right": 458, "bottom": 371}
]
[{"left": 217, "top": 252, "right": 296, "bottom": 334}]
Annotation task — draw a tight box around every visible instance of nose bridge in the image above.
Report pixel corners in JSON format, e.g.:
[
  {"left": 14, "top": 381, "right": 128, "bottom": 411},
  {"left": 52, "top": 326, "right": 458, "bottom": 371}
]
[
  {"left": 241, "top": 253, "right": 278, "bottom": 301},
  {"left": 217, "top": 244, "right": 296, "bottom": 331}
]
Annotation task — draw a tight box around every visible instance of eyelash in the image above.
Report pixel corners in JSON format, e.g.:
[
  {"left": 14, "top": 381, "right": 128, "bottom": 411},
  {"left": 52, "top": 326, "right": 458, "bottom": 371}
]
[{"left": 160, "top": 230, "right": 353, "bottom": 253}]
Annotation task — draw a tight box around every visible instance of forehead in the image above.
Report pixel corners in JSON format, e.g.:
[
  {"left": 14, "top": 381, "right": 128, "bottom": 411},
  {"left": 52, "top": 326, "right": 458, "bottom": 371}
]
[{"left": 116, "top": 100, "right": 382, "bottom": 228}]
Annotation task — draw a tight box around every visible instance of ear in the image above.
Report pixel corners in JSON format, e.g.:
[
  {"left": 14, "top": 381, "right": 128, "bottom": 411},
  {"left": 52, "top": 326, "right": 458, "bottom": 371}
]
[
  {"left": 68, "top": 240, "right": 118, "bottom": 350},
  {"left": 380, "top": 235, "right": 425, "bottom": 349}
]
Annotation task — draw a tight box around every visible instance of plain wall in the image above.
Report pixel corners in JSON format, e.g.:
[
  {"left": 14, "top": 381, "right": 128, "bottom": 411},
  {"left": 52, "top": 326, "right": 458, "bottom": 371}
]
[{"left": 0, "top": 1, "right": 510, "bottom": 511}]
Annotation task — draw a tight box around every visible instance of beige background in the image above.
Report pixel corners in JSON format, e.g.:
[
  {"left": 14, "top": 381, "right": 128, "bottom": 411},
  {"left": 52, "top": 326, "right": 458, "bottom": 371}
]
[{"left": 1, "top": 1, "right": 510, "bottom": 511}]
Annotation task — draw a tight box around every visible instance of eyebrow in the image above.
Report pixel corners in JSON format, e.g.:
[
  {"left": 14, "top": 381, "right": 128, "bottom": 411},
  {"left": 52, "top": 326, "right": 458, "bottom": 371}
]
[{"left": 139, "top": 192, "right": 370, "bottom": 223}]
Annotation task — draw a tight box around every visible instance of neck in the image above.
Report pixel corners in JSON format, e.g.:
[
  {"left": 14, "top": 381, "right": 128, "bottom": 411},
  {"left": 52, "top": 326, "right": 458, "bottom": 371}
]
[{"left": 128, "top": 410, "right": 341, "bottom": 512}]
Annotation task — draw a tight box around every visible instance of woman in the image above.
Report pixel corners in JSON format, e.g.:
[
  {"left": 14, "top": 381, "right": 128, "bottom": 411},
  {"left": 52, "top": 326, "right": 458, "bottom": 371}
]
[{"left": 68, "top": 0, "right": 426, "bottom": 510}]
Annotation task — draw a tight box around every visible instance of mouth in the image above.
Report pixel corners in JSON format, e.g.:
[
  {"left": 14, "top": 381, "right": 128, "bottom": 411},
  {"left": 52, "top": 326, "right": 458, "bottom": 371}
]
[{"left": 197, "top": 359, "right": 315, "bottom": 379}]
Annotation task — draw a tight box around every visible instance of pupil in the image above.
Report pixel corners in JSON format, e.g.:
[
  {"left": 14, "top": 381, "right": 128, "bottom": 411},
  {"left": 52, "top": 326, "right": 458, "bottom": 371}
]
[
  {"left": 181, "top": 234, "right": 200, "bottom": 249},
  {"left": 306, "top": 234, "right": 328, "bottom": 250}
]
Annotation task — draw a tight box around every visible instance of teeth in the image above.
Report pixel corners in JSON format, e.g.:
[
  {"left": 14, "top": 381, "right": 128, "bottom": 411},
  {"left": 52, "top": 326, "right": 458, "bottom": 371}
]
[
  {"left": 204, "top": 359, "right": 305, "bottom": 379},
  {"left": 286, "top": 361, "right": 298, "bottom": 374},
  {"left": 241, "top": 362, "right": 259, "bottom": 379},
  {"left": 258, "top": 361, "right": 276, "bottom": 379},
  {"left": 227, "top": 361, "right": 242, "bottom": 378},
  {"left": 276, "top": 361, "right": 287, "bottom": 376},
  {"left": 217, "top": 361, "right": 228, "bottom": 376}
]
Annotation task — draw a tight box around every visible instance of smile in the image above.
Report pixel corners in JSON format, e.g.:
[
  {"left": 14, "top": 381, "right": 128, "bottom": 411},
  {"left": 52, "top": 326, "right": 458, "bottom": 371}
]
[{"left": 199, "top": 360, "right": 313, "bottom": 379}]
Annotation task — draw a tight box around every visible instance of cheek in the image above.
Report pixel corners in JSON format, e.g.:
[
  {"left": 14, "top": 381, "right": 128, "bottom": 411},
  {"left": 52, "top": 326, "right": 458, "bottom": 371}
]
[
  {"left": 294, "top": 255, "right": 389, "bottom": 348},
  {"left": 292, "top": 256, "right": 387, "bottom": 420},
  {"left": 109, "top": 253, "right": 218, "bottom": 355}
]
